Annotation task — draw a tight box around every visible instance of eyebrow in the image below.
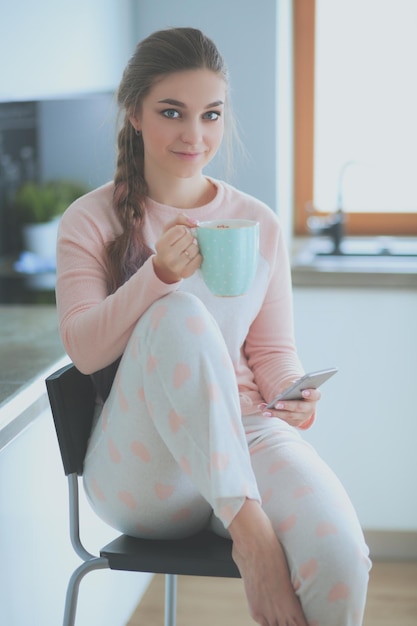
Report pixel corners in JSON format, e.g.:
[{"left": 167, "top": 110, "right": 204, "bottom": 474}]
[{"left": 157, "top": 98, "right": 224, "bottom": 108}]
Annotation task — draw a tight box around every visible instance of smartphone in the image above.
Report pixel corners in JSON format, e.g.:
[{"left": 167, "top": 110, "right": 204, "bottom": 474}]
[{"left": 266, "top": 367, "right": 338, "bottom": 408}]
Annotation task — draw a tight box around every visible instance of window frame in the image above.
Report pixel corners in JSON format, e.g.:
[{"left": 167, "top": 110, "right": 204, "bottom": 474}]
[{"left": 293, "top": 0, "right": 417, "bottom": 236}]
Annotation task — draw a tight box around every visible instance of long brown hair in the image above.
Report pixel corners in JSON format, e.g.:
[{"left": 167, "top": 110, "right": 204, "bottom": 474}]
[{"left": 107, "top": 27, "right": 231, "bottom": 293}]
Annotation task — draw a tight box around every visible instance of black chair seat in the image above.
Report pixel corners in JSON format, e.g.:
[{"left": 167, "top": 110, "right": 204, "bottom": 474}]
[{"left": 101, "top": 529, "right": 239, "bottom": 577}]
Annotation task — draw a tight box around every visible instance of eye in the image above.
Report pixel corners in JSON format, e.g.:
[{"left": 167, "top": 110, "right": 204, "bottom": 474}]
[
  {"left": 161, "top": 109, "right": 180, "bottom": 119},
  {"left": 203, "top": 111, "right": 221, "bottom": 121}
]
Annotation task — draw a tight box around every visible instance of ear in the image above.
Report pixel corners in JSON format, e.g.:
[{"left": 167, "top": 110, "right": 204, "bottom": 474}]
[{"left": 129, "top": 114, "right": 141, "bottom": 134}]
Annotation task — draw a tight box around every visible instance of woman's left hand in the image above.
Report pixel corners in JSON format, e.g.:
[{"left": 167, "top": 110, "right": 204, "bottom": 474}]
[{"left": 260, "top": 387, "right": 321, "bottom": 430}]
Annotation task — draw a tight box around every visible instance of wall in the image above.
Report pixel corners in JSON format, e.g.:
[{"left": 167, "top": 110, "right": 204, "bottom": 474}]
[
  {"left": 133, "top": 0, "right": 280, "bottom": 212},
  {"left": 0, "top": 407, "right": 151, "bottom": 626},
  {"left": 293, "top": 286, "right": 417, "bottom": 534}
]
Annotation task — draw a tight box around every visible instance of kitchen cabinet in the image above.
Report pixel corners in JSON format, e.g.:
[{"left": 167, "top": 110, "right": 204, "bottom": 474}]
[
  {"left": 0, "top": 408, "right": 150, "bottom": 626},
  {"left": 293, "top": 286, "right": 417, "bottom": 533},
  {"left": 0, "top": 0, "right": 132, "bottom": 101}
]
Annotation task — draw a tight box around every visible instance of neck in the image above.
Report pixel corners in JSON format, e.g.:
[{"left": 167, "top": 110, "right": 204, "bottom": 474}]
[{"left": 146, "top": 172, "right": 215, "bottom": 209}]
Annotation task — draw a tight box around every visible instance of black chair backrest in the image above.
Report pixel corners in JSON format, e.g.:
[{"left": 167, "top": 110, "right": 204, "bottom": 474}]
[{"left": 46, "top": 363, "right": 96, "bottom": 476}]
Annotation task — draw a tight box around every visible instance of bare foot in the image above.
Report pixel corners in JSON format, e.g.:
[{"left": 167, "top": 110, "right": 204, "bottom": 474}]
[{"left": 228, "top": 500, "right": 308, "bottom": 626}]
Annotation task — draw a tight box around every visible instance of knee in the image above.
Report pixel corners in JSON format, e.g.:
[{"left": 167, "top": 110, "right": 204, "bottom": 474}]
[
  {"left": 135, "top": 291, "right": 223, "bottom": 353},
  {"left": 141, "top": 292, "right": 212, "bottom": 332},
  {"left": 163, "top": 291, "right": 211, "bottom": 319}
]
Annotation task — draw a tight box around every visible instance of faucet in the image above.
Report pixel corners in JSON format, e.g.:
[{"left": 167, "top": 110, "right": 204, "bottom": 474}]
[
  {"left": 307, "top": 209, "right": 346, "bottom": 255},
  {"left": 306, "top": 161, "right": 354, "bottom": 254}
]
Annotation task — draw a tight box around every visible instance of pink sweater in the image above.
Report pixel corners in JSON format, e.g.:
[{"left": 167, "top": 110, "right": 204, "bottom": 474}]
[{"left": 56, "top": 178, "right": 304, "bottom": 415}]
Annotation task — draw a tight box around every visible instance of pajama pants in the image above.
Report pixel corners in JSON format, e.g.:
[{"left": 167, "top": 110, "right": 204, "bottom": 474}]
[{"left": 83, "top": 292, "right": 371, "bottom": 626}]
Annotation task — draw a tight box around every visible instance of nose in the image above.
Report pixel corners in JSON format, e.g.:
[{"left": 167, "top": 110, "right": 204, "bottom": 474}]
[{"left": 181, "top": 118, "right": 203, "bottom": 145}]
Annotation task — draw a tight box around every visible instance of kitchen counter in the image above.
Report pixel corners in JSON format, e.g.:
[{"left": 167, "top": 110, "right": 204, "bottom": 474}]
[
  {"left": 292, "top": 237, "right": 417, "bottom": 288},
  {"left": 0, "top": 305, "right": 68, "bottom": 448}
]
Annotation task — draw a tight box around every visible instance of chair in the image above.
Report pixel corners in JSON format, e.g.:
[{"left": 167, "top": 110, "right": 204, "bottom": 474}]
[{"left": 46, "top": 362, "right": 240, "bottom": 626}]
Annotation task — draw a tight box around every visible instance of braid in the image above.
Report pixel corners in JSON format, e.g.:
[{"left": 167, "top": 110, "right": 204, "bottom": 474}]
[{"left": 106, "top": 120, "right": 152, "bottom": 293}]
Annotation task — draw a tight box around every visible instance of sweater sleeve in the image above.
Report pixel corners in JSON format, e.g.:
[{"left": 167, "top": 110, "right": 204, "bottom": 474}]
[
  {"left": 55, "top": 196, "right": 179, "bottom": 374},
  {"left": 244, "top": 214, "right": 305, "bottom": 405}
]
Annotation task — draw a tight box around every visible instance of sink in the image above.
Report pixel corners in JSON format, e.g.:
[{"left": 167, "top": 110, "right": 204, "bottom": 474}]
[
  {"left": 295, "top": 237, "right": 417, "bottom": 272},
  {"left": 316, "top": 237, "right": 417, "bottom": 257}
]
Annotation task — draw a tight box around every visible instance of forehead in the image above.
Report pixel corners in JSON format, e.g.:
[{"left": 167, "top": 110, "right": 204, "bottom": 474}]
[{"left": 146, "top": 68, "right": 227, "bottom": 105}]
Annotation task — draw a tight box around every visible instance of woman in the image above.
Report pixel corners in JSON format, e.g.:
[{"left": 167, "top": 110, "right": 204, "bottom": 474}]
[{"left": 56, "top": 27, "right": 371, "bottom": 626}]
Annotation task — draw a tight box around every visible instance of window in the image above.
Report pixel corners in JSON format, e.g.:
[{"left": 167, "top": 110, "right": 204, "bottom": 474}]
[{"left": 293, "top": 0, "right": 417, "bottom": 235}]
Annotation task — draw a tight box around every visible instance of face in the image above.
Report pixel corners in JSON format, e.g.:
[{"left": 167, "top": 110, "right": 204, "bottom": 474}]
[{"left": 131, "top": 69, "right": 226, "bottom": 181}]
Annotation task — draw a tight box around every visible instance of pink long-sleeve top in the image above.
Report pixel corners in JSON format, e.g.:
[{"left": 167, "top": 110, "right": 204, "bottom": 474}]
[{"left": 56, "top": 177, "right": 305, "bottom": 416}]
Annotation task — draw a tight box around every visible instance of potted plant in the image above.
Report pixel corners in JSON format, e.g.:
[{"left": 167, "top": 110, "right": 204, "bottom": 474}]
[{"left": 14, "top": 180, "right": 89, "bottom": 259}]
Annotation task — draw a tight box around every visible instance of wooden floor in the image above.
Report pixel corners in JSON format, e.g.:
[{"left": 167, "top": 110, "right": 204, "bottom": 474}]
[{"left": 127, "top": 561, "right": 417, "bottom": 626}]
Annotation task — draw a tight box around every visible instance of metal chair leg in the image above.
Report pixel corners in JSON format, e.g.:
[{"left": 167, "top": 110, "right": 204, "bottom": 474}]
[
  {"left": 164, "top": 574, "right": 178, "bottom": 626},
  {"left": 63, "top": 557, "right": 109, "bottom": 626}
]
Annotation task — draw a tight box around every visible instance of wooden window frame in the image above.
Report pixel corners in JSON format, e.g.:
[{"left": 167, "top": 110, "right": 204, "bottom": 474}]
[{"left": 293, "top": 0, "right": 417, "bottom": 236}]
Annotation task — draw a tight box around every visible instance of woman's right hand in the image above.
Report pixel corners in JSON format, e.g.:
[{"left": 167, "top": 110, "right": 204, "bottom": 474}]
[{"left": 152, "top": 214, "right": 202, "bottom": 284}]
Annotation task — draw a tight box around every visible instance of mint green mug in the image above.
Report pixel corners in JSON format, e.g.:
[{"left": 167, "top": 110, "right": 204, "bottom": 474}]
[{"left": 196, "top": 219, "right": 259, "bottom": 296}]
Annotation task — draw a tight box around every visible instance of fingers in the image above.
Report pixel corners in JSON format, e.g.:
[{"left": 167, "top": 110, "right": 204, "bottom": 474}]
[
  {"left": 154, "top": 218, "right": 202, "bottom": 283},
  {"left": 162, "top": 213, "right": 198, "bottom": 233},
  {"left": 260, "top": 388, "right": 321, "bottom": 429},
  {"left": 161, "top": 225, "right": 200, "bottom": 264},
  {"left": 165, "top": 224, "right": 196, "bottom": 251},
  {"left": 181, "top": 236, "right": 200, "bottom": 262}
]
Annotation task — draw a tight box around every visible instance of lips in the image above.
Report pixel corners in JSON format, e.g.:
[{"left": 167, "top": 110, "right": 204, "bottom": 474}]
[{"left": 173, "top": 151, "right": 202, "bottom": 159}]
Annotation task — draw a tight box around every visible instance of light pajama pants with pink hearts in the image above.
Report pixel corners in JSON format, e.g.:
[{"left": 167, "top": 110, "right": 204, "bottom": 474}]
[{"left": 83, "top": 292, "right": 371, "bottom": 626}]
